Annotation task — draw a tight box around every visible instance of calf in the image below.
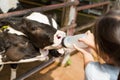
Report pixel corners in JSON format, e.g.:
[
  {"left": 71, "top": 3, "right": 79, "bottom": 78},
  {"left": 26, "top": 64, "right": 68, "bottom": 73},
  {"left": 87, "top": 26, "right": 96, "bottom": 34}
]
[
  {"left": 0, "top": 30, "right": 41, "bottom": 80},
  {"left": 0, "top": 12, "right": 66, "bottom": 80},
  {"left": 0, "top": 12, "right": 66, "bottom": 50},
  {"left": 1, "top": 32, "right": 39, "bottom": 62}
]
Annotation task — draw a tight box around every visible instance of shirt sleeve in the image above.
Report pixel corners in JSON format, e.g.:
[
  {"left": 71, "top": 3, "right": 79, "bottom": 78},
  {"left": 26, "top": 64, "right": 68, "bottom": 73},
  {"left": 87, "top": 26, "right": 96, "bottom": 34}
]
[{"left": 85, "top": 62, "right": 120, "bottom": 80}]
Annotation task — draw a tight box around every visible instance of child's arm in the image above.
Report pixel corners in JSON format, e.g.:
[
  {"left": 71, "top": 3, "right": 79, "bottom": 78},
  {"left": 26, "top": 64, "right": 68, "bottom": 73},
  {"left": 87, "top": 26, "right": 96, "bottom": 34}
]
[
  {"left": 74, "top": 44, "right": 94, "bottom": 67},
  {"left": 73, "top": 30, "right": 95, "bottom": 67}
]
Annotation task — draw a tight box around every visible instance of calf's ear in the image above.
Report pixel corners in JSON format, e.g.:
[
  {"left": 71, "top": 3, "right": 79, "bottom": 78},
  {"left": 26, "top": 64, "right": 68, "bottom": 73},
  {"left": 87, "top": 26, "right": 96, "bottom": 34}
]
[{"left": 22, "top": 19, "right": 37, "bottom": 31}]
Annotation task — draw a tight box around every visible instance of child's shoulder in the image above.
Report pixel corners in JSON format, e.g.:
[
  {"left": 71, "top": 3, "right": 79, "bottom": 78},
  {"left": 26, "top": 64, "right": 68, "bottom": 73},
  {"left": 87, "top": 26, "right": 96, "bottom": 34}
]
[{"left": 85, "top": 62, "right": 120, "bottom": 80}]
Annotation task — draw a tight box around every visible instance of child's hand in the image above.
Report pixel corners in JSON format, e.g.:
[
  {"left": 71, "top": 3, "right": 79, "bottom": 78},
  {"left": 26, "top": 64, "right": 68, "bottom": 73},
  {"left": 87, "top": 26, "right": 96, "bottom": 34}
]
[
  {"left": 78, "top": 30, "right": 95, "bottom": 50},
  {"left": 73, "top": 44, "right": 94, "bottom": 66}
]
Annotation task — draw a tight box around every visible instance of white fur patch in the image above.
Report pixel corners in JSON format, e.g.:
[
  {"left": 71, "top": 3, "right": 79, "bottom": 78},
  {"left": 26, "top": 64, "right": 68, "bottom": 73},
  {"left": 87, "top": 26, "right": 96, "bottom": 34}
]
[
  {"left": 57, "top": 48, "right": 65, "bottom": 55},
  {"left": 7, "top": 26, "right": 26, "bottom": 36},
  {"left": 26, "top": 12, "right": 58, "bottom": 29},
  {"left": 0, "top": 55, "right": 2, "bottom": 63},
  {"left": 0, "top": 0, "right": 19, "bottom": 13},
  {"left": 52, "top": 30, "right": 66, "bottom": 47},
  {"left": 10, "top": 68, "right": 17, "bottom": 80},
  {"left": 39, "top": 49, "right": 49, "bottom": 61},
  {"left": 43, "top": 30, "right": 66, "bottom": 50},
  {"left": 0, "top": 54, "right": 49, "bottom": 65},
  {"left": 0, "top": 64, "right": 3, "bottom": 71},
  {"left": 0, "top": 47, "right": 48, "bottom": 64}
]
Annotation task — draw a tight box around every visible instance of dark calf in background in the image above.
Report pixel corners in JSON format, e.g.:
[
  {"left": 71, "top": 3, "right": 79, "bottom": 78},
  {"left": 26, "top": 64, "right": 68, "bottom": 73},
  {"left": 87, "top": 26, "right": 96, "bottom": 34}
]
[
  {"left": 0, "top": 31, "right": 39, "bottom": 62},
  {"left": 0, "top": 30, "right": 40, "bottom": 80}
]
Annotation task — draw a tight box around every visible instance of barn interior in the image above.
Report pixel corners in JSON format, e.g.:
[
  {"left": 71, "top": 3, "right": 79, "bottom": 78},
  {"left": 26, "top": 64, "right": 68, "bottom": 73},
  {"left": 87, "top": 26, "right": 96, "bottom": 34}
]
[{"left": 0, "top": 0, "right": 116, "bottom": 80}]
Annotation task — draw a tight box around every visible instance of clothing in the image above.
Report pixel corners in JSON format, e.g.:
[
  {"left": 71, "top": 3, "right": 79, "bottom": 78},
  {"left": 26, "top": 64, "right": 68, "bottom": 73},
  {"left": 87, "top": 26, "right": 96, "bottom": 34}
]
[{"left": 85, "top": 62, "right": 120, "bottom": 80}]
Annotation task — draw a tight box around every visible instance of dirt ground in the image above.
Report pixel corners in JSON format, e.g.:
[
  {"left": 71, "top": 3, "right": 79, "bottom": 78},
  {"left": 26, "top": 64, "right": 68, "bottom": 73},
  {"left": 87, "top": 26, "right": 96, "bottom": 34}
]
[{"left": 0, "top": 52, "right": 85, "bottom": 80}]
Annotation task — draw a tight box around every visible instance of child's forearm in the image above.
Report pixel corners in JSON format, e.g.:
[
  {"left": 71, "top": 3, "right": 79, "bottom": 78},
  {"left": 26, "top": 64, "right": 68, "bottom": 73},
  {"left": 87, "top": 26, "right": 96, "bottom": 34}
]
[
  {"left": 74, "top": 44, "right": 95, "bottom": 67},
  {"left": 83, "top": 52, "right": 94, "bottom": 67}
]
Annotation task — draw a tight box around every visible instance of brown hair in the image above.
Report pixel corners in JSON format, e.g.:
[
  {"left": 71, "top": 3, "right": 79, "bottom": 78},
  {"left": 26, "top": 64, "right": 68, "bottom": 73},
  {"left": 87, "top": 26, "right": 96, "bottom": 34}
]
[
  {"left": 93, "top": 10, "right": 120, "bottom": 80},
  {"left": 94, "top": 10, "right": 120, "bottom": 66}
]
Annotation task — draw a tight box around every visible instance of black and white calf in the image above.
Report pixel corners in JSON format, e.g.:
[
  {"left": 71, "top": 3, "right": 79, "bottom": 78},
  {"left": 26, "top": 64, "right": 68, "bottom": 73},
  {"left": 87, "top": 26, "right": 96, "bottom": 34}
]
[
  {"left": 0, "top": 12, "right": 66, "bottom": 80},
  {"left": 0, "top": 0, "right": 22, "bottom": 13},
  {"left": 0, "top": 31, "right": 39, "bottom": 80},
  {"left": 0, "top": 12, "right": 66, "bottom": 49}
]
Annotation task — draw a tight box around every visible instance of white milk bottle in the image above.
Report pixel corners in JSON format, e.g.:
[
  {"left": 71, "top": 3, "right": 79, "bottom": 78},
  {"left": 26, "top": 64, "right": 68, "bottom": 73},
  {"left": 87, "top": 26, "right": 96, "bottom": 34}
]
[{"left": 62, "top": 34, "right": 88, "bottom": 49}]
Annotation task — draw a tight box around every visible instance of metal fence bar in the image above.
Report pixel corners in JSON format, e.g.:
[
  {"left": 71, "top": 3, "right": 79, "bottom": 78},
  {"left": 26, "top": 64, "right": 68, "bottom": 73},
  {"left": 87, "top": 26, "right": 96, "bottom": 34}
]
[
  {"left": 15, "top": 57, "right": 55, "bottom": 80},
  {"left": 0, "top": 1, "right": 78, "bottom": 19},
  {"left": 77, "top": 1, "right": 110, "bottom": 11}
]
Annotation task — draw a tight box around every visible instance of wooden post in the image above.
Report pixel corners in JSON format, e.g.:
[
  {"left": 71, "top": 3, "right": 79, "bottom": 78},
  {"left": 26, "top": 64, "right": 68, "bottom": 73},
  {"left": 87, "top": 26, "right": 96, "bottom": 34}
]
[
  {"left": 61, "top": 0, "right": 79, "bottom": 35},
  {"left": 112, "top": 0, "right": 120, "bottom": 10},
  {"left": 102, "top": 1, "right": 110, "bottom": 14},
  {"left": 60, "top": 0, "right": 79, "bottom": 67}
]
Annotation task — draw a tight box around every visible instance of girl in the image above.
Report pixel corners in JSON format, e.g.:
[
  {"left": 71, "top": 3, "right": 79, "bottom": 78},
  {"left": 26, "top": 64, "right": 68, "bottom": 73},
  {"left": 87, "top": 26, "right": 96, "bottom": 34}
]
[{"left": 74, "top": 10, "right": 120, "bottom": 80}]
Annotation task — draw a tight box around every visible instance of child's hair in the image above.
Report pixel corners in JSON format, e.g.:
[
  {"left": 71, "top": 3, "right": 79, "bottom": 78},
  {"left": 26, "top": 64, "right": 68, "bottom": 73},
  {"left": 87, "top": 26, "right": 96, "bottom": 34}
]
[{"left": 94, "top": 10, "right": 120, "bottom": 66}]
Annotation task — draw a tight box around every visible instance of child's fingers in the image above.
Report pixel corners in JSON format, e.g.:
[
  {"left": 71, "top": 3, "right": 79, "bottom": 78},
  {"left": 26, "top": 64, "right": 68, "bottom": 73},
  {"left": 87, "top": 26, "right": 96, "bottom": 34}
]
[
  {"left": 85, "top": 30, "right": 91, "bottom": 35},
  {"left": 73, "top": 44, "right": 88, "bottom": 54},
  {"left": 85, "top": 30, "right": 93, "bottom": 37},
  {"left": 78, "top": 30, "right": 92, "bottom": 44},
  {"left": 78, "top": 38, "right": 86, "bottom": 42},
  {"left": 78, "top": 38, "right": 89, "bottom": 46},
  {"left": 78, "top": 38, "right": 85, "bottom": 42}
]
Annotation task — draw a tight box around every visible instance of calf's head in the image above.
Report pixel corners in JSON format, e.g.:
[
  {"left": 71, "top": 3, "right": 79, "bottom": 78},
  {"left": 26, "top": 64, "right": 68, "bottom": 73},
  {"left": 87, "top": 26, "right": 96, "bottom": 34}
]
[
  {"left": 22, "top": 12, "right": 66, "bottom": 49},
  {"left": 22, "top": 19, "right": 66, "bottom": 49}
]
